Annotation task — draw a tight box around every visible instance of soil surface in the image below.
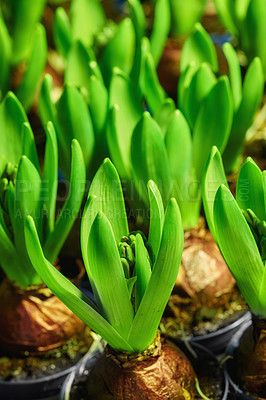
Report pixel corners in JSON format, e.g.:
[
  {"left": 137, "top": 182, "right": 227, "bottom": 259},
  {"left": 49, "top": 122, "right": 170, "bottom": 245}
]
[{"left": 0, "top": 327, "right": 93, "bottom": 381}]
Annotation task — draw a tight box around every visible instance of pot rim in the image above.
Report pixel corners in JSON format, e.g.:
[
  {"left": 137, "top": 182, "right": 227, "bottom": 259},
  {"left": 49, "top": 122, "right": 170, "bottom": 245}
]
[
  {"left": 225, "top": 318, "right": 256, "bottom": 399},
  {"left": 190, "top": 311, "right": 251, "bottom": 342}
]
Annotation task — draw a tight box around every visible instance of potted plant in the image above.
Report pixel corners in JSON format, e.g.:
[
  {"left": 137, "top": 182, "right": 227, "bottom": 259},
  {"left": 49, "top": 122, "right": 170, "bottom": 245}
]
[
  {"left": 0, "top": 111, "right": 91, "bottom": 399},
  {"left": 203, "top": 146, "right": 266, "bottom": 398},
  {"left": 0, "top": 1, "right": 47, "bottom": 112},
  {"left": 24, "top": 157, "right": 209, "bottom": 399}
]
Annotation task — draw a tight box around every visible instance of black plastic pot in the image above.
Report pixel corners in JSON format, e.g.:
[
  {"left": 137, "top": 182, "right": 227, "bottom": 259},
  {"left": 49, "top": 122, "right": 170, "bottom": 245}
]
[
  {"left": 0, "top": 364, "right": 76, "bottom": 400},
  {"left": 190, "top": 311, "right": 251, "bottom": 354},
  {"left": 225, "top": 319, "right": 260, "bottom": 400},
  {"left": 60, "top": 341, "right": 229, "bottom": 400}
]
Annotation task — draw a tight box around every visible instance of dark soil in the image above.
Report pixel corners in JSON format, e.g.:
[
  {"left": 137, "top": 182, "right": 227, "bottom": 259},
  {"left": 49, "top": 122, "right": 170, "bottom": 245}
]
[{"left": 0, "top": 327, "right": 93, "bottom": 381}]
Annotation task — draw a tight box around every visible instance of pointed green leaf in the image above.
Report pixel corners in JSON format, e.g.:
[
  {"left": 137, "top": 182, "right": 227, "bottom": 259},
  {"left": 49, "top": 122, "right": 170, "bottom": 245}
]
[
  {"left": 181, "top": 63, "right": 216, "bottom": 128},
  {"left": 88, "top": 212, "right": 134, "bottom": 338},
  {"left": 53, "top": 7, "right": 72, "bottom": 58},
  {"left": 135, "top": 233, "right": 152, "bottom": 311},
  {"left": 223, "top": 57, "right": 264, "bottom": 173},
  {"left": 38, "top": 74, "right": 58, "bottom": 132},
  {"left": 180, "top": 23, "right": 218, "bottom": 74},
  {"left": 43, "top": 139, "right": 85, "bottom": 262},
  {"left": 150, "top": 0, "right": 171, "bottom": 66},
  {"left": 22, "top": 122, "right": 40, "bottom": 173},
  {"left": 202, "top": 146, "right": 228, "bottom": 240},
  {"left": 192, "top": 76, "right": 233, "bottom": 181},
  {"left": 154, "top": 98, "right": 175, "bottom": 137},
  {"left": 56, "top": 85, "right": 95, "bottom": 177},
  {"left": 100, "top": 18, "right": 135, "bottom": 86},
  {"left": 11, "top": 0, "right": 46, "bottom": 64},
  {"left": 214, "top": 185, "right": 264, "bottom": 314},
  {"left": 131, "top": 112, "right": 172, "bottom": 207},
  {"left": 128, "top": 199, "right": 183, "bottom": 351},
  {"left": 108, "top": 70, "right": 142, "bottom": 178},
  {"left": 127, "top": 0, "right": 146, "bottom": 42},
  {"left": 14, "top": 156, "right": 42, "bottom": 284},
  {"left": 16, "top": 23, "right": 47, "bottom": 112},
  {"left": 170, "top": 0, "right": 207, "bottom": 36},
  {"left": 70, "top": 0, "right": 106, "bottom": 48},
  {"left": 148, "top": 180, "right": 164, "bottom": 261},
  {"left": 0, "top": 92, "right": 27, "bottom": 164},
  {"left": 87, "top": 158, "right": 129, "bottom": 245},
  {"left": 89, "top": 74, "right": 108, "bottom": 142},
  {"left": 0, "top": 17, "right": 11, "bottom": 96},
  {"left": 223, "top": 42, "right": 242, "bottom": 110},
  {"left": 25, "top": 216, "right": 134, "bottom": 352},
  {"left": 165, "top": 110, "right": 192, "bottom": 185},
  {"left": 143, "top": 52, "right": 166, "bottom": 115},
  {"left": 65, "top": 41, "right": 93, "bottom": 96},
  {"left": 42, "top": 122, "right": 58, "bottom": 236},
  {"left": 236, "top": 157, "right": 265, "bottom": 220}
]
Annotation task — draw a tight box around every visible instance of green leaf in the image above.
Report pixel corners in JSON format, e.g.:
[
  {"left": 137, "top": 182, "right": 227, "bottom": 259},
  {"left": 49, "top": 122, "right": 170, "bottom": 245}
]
[
  {"left": 236, "top": 157, "right": 265, "bottom": 220},
  {"left": 86, "top": 158, "right": 129, "bottom": 245},
  {"left": 170, "top": 0, "right": 208, "bottom": 36},
  {"left": 108, "top": 70, "right": 142, "bottom": 179},
  {"left": 42, "top": 122, "right": 58, "bottom": 237},
  {"left": 131, "top": 112, "right": 172, "bottom": 207},
  {"left": 87, "top": 211, "right": 134, "bottom": 338},
  {"left": 53, "top": 7, "right": 72, "bottom": 58},
  {"left": 222, "top": 57, "right": 264, "bottom": 173},
  {"left": 134, "top": 233, "right": 151, "bottom": 310},
  {"left": 214, "top": 185, "right": 264, "bottom": 315},
  {"left": 165, "top": 110, "right": 192, "bottom": 186},
  {"left": 22, "top": 122, "right": 40, "bottom": 173},
  {"left": 65, "top": 41, "right": 93, "bottom": 96},
  {"left": 127, "top": 0, "right": 146, "bottom": 42},
  {"left": 180, "top": 63, "right": 216, "bottom": 129},
  {"left": 56, "top": 85, "right": 95, "bottom": 178},
  {"left": 14, "top": 156, "right": 42, "bottom": 285},
  {"left": 38, "top": 74, "right": 58, "bottom": 132},
  {"left": 154, "top": 98, "right": 175, "bottom": 137},
  {"left": 25, "top": 215, "right": 134, "bottom": 352},
  {"left": 100, "top": 18, "right": 135, "bottom": 86},
  {"left": 0, "top": 92, "right": 27, "bottom": 165},
  {"left": 128, "top": 198, "right": 183, "bottom": 351},
  {"left": 147, "top": 180, "right": 164, "bottom": 261},
  {"left": 89, "top": 74, "right": 108, "bottom": 142},
  {"left": 70, "top": 0, "right": 106, "bottom": 48},
  {"left": 11, "top": 0, "right": 46, "bottom": 64},
  {"left": 150, "top": 0, "right": 171, "bottom": 66},
  {"left": 223, "top": 42, "right": 242, "bottom": 110},
  {"left": 202, "top": 146, "right": 228, "bottom": 240},
  {"left": 0, "top": 17, "right": 11, "bottom": 96},
  {"left": 143, "top": 52, "right": 166, "bottom": 115},
  {"left": 192, "top": 76, "right": 233, "bottom": 181},
  {"left": 213, "top": 0, "right": 238, "bottom": 37},
  {"left": 180, "top": 23, "right": 218, "bottom": 74},
  {"left": 43, "top": 139, "right": 86, "bottom": 262},
  {"left": 0, "top": 222, "right": 22, "bottom": 284},
  {"left": 16, "top": 23, "right": 47, "bottom": 112}
]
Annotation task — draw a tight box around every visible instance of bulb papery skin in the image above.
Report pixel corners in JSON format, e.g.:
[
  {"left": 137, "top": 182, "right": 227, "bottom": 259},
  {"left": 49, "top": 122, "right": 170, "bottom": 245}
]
[
  {"left": 0, "top": 275, "right": 86, "bottom": 355},
  {"left": 175, "top": 227, "right": 235, "bottom": 306},
  {"left": 238, "top": 314, "right": 266, "bottom": 398},
  {"left": 86, "top": 337, "right": 196, "bottom": 400}
]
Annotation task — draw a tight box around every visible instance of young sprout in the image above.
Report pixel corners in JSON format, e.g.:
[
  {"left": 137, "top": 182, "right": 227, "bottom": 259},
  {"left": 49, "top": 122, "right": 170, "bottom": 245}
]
[
  {"left": 24, "top": 159, "right": 197, "bottom": 399},
  {"left": 203, "top": 147, "right": 266, "bottom": 396},
  {"left": 0, "top": 1, "right": 47, "bottom": 111},
  {"left": 203, "top": 146, "right": 266, "bottom": 317},
  {"left": 213, "top": 0, "right": 266, "bottom": 77},
  {"left": 0, "top": 121, "right": 86, "bottom": 288}
]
